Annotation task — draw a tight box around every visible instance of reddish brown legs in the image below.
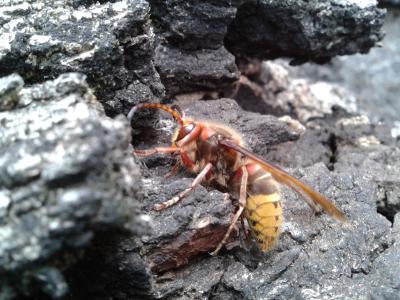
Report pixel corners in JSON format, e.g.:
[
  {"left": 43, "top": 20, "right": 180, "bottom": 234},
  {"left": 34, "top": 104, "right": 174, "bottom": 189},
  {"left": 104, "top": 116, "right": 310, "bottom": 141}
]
[
  {"left": 133, "top": 147, "right": 180, "bottom": 157},
  {"left": 210, "top": 166, "right": 248, "bottom": 256},
  {"left": 134, "top": 147, "right": 181, "bottom": 178},
  {"left": 229, "top": 75, "right": 264, "bottom": 99},
  {"left": 153, "top": 162, "right": 213, "bottom": 211},
  {"left": 163, "top": 162, "right": 181, "bottom": 179}
]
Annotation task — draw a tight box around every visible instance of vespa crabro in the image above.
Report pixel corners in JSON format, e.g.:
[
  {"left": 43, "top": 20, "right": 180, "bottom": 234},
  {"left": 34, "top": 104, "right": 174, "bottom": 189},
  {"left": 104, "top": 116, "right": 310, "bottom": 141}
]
[{"left": 128, "top": 103, "right": 345, "bottom": 255}]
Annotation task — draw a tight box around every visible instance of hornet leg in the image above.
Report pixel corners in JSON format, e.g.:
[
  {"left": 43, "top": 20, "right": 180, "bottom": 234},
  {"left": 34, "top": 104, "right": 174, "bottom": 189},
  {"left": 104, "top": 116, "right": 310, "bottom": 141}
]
[
  {"left": 134, "top": 147, "right": 180, "bottom": 157},
  {"left": 210, "top": 166, "right": 248, "bottom": 256},
  {"left": 229, "top": 75, "right": 263, "bottom": 99},
  {"left": 153, "top": 162, "right": 213, "bottom": 211},
  {"left": 164, "top": 162, "right": 181, "bottom": 179}
]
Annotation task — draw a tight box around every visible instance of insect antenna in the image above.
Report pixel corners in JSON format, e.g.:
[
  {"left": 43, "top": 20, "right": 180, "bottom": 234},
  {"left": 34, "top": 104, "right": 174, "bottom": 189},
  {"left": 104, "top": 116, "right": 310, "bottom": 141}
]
[
  {"left": 171, "top": 104, "right": 186, "bottom": 118},
  {"left": 127, "top": 103, "right": 184, "bottom": 126}
]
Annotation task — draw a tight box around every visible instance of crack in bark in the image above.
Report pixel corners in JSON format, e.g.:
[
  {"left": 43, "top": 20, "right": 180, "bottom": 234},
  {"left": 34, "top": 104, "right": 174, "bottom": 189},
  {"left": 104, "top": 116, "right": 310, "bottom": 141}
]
[
  {"left": 325, "top": 133, "right": 338, "bottom": 171},
  {"left": 377, "top": 184, "right": 398, "bottom": 224}
]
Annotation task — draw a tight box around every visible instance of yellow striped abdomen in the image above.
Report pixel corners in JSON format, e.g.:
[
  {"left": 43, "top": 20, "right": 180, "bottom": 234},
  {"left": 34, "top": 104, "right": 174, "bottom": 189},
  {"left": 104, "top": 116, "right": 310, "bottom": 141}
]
[
  {"left": 230, "top": 162, "right": 283, "bottom": 252},
  {"left": 245, "top": 192, "right": 282, "bottom": 252}
]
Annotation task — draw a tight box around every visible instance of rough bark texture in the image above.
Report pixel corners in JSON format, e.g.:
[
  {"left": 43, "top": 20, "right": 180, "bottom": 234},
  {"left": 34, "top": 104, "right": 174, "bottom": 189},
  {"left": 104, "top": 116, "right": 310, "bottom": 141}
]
[
  {"left": 0, "top": 0, "right": 398, "bottom": 300},
  {"left": 0, "top": 0, "right": 385, "bottom": 106},
  {"left": 225, "top": 0, "right": 386, "bottom": 64},
  {"left": 0, "top": 0, "right": 164, "bottom": 116},
  {"left": 269, "top": 9, "right": 400, "bottom": 129},
  {"left": 0, "top": 73, "right": 142, "bottom": 299}
]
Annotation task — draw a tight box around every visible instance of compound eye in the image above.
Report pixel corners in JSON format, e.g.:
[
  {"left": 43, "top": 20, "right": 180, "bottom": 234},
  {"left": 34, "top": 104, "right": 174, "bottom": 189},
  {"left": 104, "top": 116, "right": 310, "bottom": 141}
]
[{"left": 177, "top": 123, "right": 195, "bottom": 141}]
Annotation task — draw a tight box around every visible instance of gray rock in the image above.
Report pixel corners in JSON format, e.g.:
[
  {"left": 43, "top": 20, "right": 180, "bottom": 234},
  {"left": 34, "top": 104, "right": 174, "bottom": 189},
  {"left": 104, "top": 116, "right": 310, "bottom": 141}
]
[
  {"left": 65, "top": 175, "right": 235, "bottom": 299},
  {"left": 276, "top": 9, "right": 400, "bottom": 127},
  {"left": 0, "top": 0, "right": 164, "bottom": 116},
  {"left": 0, "top": 74, "right": 24, "bottom": 111},
  {"left": 150, "top": 0, "right": 242, "bottom": 96},
  {"left": 333, "top": 117, "right": 400, "bottom": 223},
  {"left": 227, "top": 60, "right": 359, "bottom": 123},
  {"left": 154, "top": 45, "right": 240, "bottom": 96},
  {"left": 152, "top": 0, "right": 385, "bottom": 96},
  {"left": 153, "top": 256, "right": 226, "bottom": 299},
  {"left": 150, "top": 0, "right": 240, "bottom": 50},
  {"left": 393, "top": 212, "right": 400, "bottom": 242},
  {"left": 65, "top": 234, "right": 154, "bottom": 299},
  {"left": 0, "top": 73, "right": 142, "bottom": 299},
  {"left": 142, "top": 178, "right": 234, "bottom": 274},
  {"left": 226, "top": 0, "right": 386, "bottom": 63},
  {"left": 264, "top": 108, "right": 400, "bottom": 223},
  {"left": 0, "top": 0, "right": 386, "bottom": 106}
]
